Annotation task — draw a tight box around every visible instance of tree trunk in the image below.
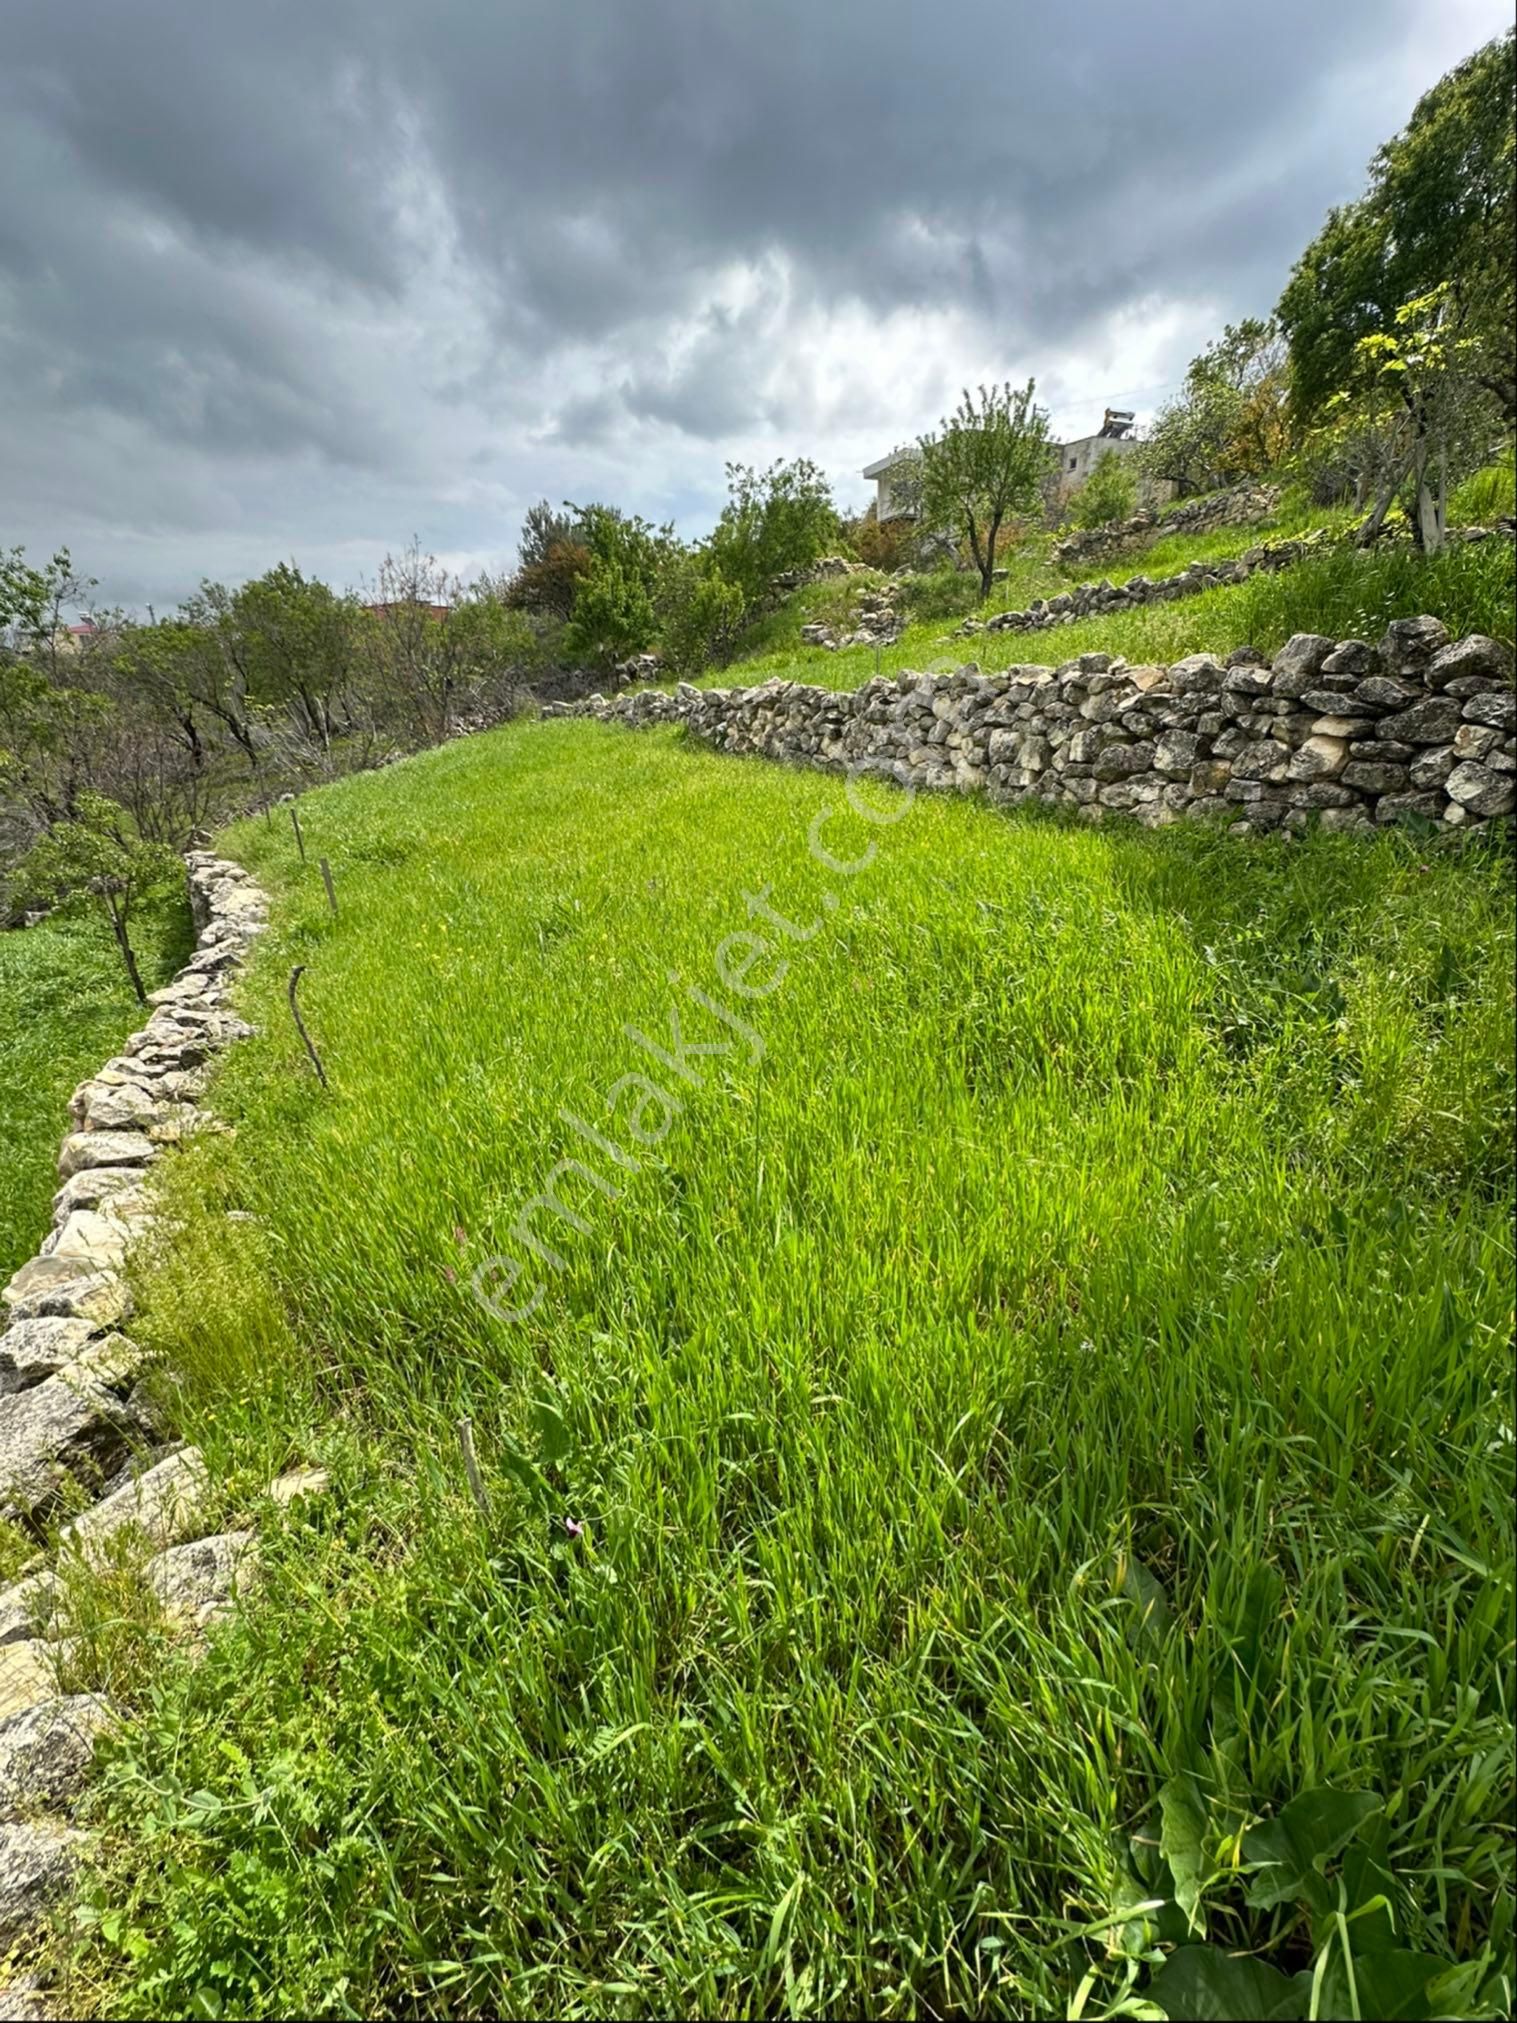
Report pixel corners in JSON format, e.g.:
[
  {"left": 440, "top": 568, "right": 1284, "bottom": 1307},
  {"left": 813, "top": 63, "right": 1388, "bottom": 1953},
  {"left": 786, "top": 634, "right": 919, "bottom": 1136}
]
[
  {"left": 980, "top": 512, "right": 1003, "bottom": 601},
  {"left": 106, "top": 896, "right": 147, "bottom": 1005}
]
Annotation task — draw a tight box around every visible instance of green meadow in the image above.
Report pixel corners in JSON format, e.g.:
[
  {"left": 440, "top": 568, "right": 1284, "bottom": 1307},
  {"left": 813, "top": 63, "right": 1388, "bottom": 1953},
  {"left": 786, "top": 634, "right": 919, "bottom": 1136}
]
[
  {"left": 715, "top": 532, "right": 1516, "bottom": 696},
  {"left": 65, "top": 717, "right": 1515, "bottom": 2018},
  {"left": 0, "top": 894, "right": 191, "bottom": 1281}
]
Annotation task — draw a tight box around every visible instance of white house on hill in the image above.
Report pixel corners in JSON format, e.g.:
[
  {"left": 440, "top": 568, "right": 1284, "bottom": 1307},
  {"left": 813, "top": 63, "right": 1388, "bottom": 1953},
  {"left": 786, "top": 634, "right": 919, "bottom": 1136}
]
[{"left": 863, "top": 407, "right": 1163, "bottom": 521}]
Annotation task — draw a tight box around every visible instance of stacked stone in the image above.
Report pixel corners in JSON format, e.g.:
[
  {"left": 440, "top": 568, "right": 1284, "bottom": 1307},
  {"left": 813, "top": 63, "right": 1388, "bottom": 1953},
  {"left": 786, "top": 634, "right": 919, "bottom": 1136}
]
[
  {"left": 548, "top": 618, "right": 1516, "bottom": 835},
  {"left": 0, "top": 851, "right": 284, "bottom": 1987},
  {"left": 1050, "top": 481, "right": 1284, "bottom": 569},
  {"left": 955, "top": 531, "right": 1327, "bottom": 640},
  {"left": 800, "top": 583, "right": 903, "bottom": 652}
]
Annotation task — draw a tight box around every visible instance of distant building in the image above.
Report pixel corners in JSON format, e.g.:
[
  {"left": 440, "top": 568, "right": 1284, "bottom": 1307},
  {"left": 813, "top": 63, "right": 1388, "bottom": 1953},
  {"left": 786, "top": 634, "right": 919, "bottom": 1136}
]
[
  {"left": 863, "top": 407, "right": 1166, "bottom": 524},
  {"left": 861, "top": 446, "right": 920, "bottom": 523},
  {"left": 1057, "top": 408, "right": 1140, "bottom": 487}
]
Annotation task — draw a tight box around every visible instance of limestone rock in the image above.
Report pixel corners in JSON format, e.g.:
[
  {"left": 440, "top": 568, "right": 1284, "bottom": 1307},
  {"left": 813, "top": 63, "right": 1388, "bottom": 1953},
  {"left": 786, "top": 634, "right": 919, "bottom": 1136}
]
[
  {"left": 1461, "top": 689, "right": 1516, "bottom": 732},
  {"left": 1, "top": 1256, "right": 129, "bottom": 1330},
  {"left": 1376, "top": 696, "right": 1464, "bottom": 746},
  {"left": 0, "top": 1820, "right": 83, "bottom": 1949},
  {"left": 0, "top": 1359, "right": 136, "bottom": 1522},
  {"left": 1424, "top": 633, "right": 1513, "bottom": 690},
  {"left": 1379, "top": 614, "right": 1449, "bottom": 675},
  {"left": 50, "top": 1166, "right": 144, "bottom": 1221},
  {"left": 267, "top": 1465, "right": 330, "bottom": 1506},
  {"left": 40, "top": 1211, "right": 128, "bottom": 1271},
  {"left": 1269, "top": 634, "right": 1336, "bottom": 696},
  {"left": 1444, "top": 761, "right": 1515, "bottom": 818},
  {"left": 0, "top": 1646, "right": 54, "bottom": 1727},
  {"left": 0, "top": 1320, "right": 97, "bottom": 1397},
  {"left": 0, "top": 1574, "right": 59, "bottom": 1650},
  {"left": 146, "top": 1530, "right": 257, "bottom": 1625},
  {"left": 0, "top": 1974, "right": 49, "bottom": 2020},
  {"left": 56, "top": 1131, "right": 156, "bottom": 1181},
  {"left": 60, "top": 1447, "right": 209, "bottom": 1567},
  {"left": 0, "top": 1696, "right": 111, "bottom": 1816}
]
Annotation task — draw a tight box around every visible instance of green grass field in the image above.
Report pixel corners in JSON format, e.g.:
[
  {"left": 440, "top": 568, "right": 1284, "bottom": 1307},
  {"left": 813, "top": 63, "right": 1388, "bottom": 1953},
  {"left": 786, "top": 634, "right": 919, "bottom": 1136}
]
[
  {"left": 0, "top": 894, "right": 192, "bottom": 1280},
  {"left": 716, "top": 528, "right": 1516, "bottom": 696},
  {"left": 67, "top": 717, "right": 1514, "bottom": 2019}
]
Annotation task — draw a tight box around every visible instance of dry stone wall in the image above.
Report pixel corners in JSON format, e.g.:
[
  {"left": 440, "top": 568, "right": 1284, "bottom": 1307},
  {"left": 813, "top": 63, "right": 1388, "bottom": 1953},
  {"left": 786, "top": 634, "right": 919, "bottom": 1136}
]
[
  {"left": 1050, "top": 482, "right": 1284, "bottom": 568},
  {"left": 0, "top": 851, "right": 321, "bottom": 1997},
  {"left": 548, "top": 618, "right": 1517, "bottom": 836},
  {"left": 955, "top": 530, "right": 1329, "bottom": 641}
]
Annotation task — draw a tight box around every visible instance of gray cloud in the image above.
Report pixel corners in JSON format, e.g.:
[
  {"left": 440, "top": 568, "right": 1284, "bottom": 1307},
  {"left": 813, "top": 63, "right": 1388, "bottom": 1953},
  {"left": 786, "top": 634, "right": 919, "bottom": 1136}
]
[{"left": 1, "top": 0, "right": 1509, "bottom": 608}]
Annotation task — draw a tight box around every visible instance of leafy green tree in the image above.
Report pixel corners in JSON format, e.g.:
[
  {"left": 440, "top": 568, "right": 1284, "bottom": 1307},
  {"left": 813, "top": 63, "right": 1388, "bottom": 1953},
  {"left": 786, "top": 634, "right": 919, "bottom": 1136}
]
[
  {"left": 1279, "top": 31, "right": 1515, "bottom": 425},
  {"left": 229, "top": 563, "right": 358, "bottom": 748},
  {"left": 15, "top": 792, "right": 180, "bottom": 1002},
  {"left": 1312, "top": 284, "right": 1497, "bottom": 553},
  {"left": 707, "top": 459, "right": 838, "bottom": 607},
  {"left": 562, "top": 553, "right": 656, "bottom": 666},
  {"left": 654, "top": 554, "right": 746, "bottom": 675},
  {"left": 506, "top": 539, "right": 591, "bottom": 620},
  {"left": 1136, "top": 321, "right": 1290, "bottom": 497},
  {"left": 918, "top": 381, "right": 1056, "bottom": 600},
  {"left": 517, "top": 500, "right": 576, "bottom": 572},
  {"left": 1070, "top": 449, "right": 1138, "bottom": 529}
]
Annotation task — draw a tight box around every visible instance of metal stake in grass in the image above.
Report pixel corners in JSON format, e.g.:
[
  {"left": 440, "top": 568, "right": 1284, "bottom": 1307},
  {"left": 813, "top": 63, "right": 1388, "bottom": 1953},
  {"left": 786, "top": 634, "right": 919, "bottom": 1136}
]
[
  {"left": 290, "top": 803, "right": 306, "bottom": 861},
  {"left": 319, "top": 857, "right": 338, "bottom": 917},
  {"left": 286, "top": 964, "right": 328, "bottom": 1088},
  {"left": 456, "top": 1417, "right": 490, "bottom": 1522}
]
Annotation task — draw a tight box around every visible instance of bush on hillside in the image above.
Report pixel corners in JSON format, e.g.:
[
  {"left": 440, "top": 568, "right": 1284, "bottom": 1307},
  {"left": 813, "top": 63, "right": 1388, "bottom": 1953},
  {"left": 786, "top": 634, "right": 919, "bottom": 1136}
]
[
  {"left": 1069, "top": 449, "right": 1138, "bottom": 529},
  {"left": 896, "top": 566, "right": 982, "bottom": 623},
  {"left": 849, "top": 509, "right": 917, "bottom": 572},
  {"left": 654, "top": 554, "right": 746, "bottom": 675},
  {"left": 708, "top": 458, "right": 839, "bottom": 606},
  {"left": 562, "top": 552, "right": 656, "bottom": 666}
]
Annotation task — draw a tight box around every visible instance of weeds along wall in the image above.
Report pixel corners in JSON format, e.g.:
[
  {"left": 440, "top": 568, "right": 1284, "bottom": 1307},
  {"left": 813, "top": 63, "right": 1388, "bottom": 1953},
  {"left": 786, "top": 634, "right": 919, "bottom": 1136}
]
[
  {"left": 549, "top": 618, "right": 1517, "bottom": 835},
  {"left": 1050, "top": 481, "right": 1285, "bottom": 568}
]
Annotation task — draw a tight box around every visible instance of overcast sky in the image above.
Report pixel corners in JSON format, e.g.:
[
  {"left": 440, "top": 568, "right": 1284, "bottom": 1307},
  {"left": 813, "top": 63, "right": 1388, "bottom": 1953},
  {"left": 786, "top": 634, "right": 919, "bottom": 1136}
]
[{"left": 2, "top": 0, "right": 1509, "bottom": 612}]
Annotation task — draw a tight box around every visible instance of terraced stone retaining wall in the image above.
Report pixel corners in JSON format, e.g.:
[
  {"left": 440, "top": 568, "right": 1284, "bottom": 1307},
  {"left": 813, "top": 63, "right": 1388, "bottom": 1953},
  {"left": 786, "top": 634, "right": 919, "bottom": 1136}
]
[
  {"left": 0, "top": 852, "right": 288, "bottom": 1995},
  {"left": 1049, "top": 482, "right": 1284, "bottom": 568},
  {"left": 548, "top": 617, "right": 1516, "bottom": 835},
  {"left": 955, "top": 530, "right": 1329, "bottom": 641}
]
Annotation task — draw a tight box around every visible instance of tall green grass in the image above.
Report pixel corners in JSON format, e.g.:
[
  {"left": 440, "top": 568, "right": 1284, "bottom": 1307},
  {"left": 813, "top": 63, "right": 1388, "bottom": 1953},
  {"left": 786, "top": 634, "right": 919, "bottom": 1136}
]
[
  {"left": 0, "top": 894, "right": 191, "bottom": 1277},
  {"left": 716, "top": 534, "right": 1515, "bottom": 695},
  {"left": 68, "top": 720, "right": 1514, "bottom": 2019}
]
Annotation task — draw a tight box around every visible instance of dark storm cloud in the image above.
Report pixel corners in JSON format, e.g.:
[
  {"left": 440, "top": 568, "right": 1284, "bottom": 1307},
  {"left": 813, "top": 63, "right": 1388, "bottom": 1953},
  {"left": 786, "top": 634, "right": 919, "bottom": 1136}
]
[{"left": 0, "top": 0, "right": 1508, "bottom": 606}]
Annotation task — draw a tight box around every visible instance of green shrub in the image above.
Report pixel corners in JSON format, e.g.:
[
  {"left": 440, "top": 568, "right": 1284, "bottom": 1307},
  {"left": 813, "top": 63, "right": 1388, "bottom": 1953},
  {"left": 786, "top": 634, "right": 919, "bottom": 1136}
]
[
  {"left": 896, "top": 566, "right": 982, "bottom": 622},
  {"left": 561, "top": 552, "right": 655, "bottom": 665},
  {"left": 1069, "top": 448, "right": 1139, "bottom": 529},
  {"left": 654, "top": 555, "right": 746, "bottom": 676}
]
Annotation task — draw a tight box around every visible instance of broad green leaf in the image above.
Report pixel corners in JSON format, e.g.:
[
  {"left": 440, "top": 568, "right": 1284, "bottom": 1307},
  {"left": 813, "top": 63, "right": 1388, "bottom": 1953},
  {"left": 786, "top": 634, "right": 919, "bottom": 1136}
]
[
  {"left": 531, "top": 1393, "right": 573, "bottom": 1466},
  {"left": 1243, "top": 1790, "right": 1383, "bottom": 1911},
  {"left": 1316, "top": 1946, "right": 1456, "bottom": 2022},
  {"left": 1147, "top": 1946, "right": 1312, "bottom": 2020},
  {"left": 1159, "top": 1775, "right": 1210, "bottom": 1937}
]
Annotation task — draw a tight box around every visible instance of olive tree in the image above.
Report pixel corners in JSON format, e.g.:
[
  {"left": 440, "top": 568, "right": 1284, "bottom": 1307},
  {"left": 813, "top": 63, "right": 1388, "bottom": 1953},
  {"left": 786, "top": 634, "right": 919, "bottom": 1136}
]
[{"left": 918, "top": 382, "right": 1057, "bottom": 600}]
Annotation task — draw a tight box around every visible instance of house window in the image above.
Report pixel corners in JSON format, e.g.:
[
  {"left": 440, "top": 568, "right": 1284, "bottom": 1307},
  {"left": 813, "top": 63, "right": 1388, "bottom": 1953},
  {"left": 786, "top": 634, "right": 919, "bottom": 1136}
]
[{"left": 1068, "top": 456, "right": 1077, "bottom": 471}]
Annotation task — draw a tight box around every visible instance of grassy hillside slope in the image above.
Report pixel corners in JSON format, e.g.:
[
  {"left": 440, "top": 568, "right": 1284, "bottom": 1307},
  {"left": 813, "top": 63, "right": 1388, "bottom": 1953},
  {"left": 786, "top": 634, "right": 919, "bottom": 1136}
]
[
  {"left": 0, "top": 894, "right": 191, "bottom": 1279},
  {"left": 715, "top": 529, "right": 1515, "bottom": 695},
  {"left": 73, "top": 719, "right": 1515, "bottom": 2018}
]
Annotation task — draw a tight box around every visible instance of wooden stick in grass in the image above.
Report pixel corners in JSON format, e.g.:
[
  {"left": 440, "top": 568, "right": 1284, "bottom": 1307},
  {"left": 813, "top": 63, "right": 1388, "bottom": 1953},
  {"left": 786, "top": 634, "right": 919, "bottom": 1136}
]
[
  {"left": 319, "top": 856, "right": 338, "bottom": 917},
  {"left": 286, "top": 964, "right": 328, "bottom": 1088},
  {"left": 456, "top": 1417, "right": 490, "bottom": 1521},
  {"left": 290, "top": 804, "right": 306, "bottom": 861}
]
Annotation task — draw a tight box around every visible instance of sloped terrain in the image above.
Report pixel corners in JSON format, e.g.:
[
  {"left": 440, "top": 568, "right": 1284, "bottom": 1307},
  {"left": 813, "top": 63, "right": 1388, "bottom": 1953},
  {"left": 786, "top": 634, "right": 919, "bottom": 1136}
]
[{"left": 52, "top": 714, "right": 1514, "bottom": 2019}]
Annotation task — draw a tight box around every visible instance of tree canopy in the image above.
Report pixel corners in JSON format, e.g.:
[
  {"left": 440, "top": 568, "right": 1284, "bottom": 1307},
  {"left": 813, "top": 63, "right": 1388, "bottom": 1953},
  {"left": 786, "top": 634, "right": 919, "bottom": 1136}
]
[
  {"left": 1278, "top": 30, "right": 1515, "bottom": 424},
  {"left": 918, "top": 382, "right": 1056, "bottom": 598}
]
